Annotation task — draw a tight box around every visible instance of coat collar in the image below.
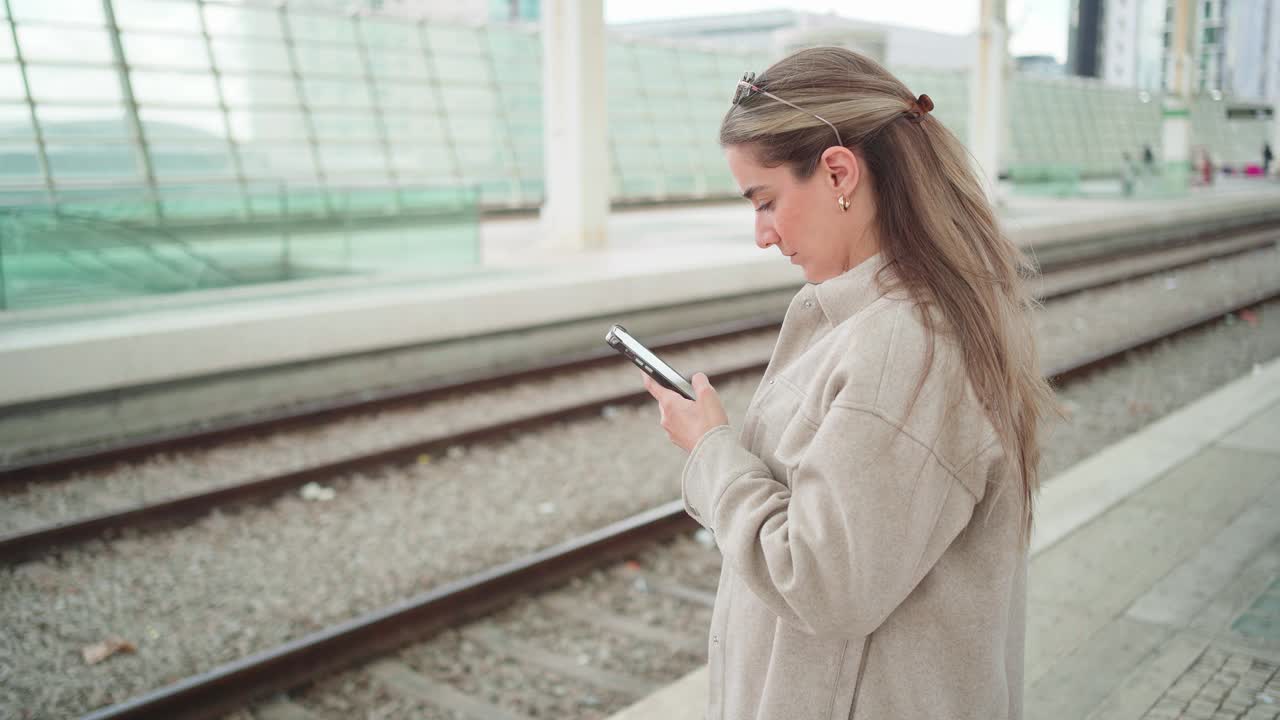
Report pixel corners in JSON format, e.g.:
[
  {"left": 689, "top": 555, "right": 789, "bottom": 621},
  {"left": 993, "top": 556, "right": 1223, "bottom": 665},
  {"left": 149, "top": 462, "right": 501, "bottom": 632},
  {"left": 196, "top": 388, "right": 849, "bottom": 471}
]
[{"left": 810, "top": 253, "right": 895, "bottom": 327}]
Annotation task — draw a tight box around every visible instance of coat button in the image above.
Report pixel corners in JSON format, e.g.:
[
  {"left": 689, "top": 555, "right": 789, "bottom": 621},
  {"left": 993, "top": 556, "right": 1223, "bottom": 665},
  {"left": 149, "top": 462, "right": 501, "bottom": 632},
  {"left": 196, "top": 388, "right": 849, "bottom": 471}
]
[
  {"left": 768, "top": 379, "right": 775, "bottom": 385},
  {"left": 712, "top": 634, "right": 719, "bottom": 644},
  {"left": 803, "top": 299, "right": 814, "bottom": 308}
]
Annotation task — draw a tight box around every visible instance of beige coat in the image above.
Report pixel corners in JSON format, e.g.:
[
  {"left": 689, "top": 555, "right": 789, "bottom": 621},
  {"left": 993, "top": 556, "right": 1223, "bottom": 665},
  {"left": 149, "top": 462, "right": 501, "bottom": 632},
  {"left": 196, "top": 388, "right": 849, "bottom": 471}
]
[{"left": 682, "top": 254, "right": 1027, "bottom": 720}]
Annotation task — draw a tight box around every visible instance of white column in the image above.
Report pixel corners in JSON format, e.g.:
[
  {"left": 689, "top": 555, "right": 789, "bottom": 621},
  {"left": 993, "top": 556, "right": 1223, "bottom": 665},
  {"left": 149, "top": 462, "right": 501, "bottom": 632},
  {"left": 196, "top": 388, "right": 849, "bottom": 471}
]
[
  {"left": 1161, "top": 0, "right": 1193, "bottom": 189},
  {"left": 968, "top": 0, "right": 1008, "bottom": 203},
  {"left": 540, "top": 0, "right": 608, "bottom": 251}
]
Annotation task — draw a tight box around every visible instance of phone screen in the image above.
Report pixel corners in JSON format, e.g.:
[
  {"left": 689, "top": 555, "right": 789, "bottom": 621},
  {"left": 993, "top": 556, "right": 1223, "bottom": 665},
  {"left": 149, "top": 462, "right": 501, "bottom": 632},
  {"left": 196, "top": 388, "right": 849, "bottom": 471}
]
[{"left": 605, "top": 324, "right": 697, "bottom": 400}]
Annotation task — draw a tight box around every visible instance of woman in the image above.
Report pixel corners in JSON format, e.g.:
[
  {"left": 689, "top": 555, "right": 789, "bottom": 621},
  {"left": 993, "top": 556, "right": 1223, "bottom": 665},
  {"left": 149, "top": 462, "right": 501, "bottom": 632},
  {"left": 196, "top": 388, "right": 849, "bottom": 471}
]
[{"left": 641, "top": 47, "right": 1055, "bottom": 719}]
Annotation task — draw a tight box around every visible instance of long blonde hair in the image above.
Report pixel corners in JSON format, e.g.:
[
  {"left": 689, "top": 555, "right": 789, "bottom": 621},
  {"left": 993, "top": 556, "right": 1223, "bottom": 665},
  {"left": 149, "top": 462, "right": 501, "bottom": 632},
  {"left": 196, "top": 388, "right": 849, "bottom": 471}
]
[{"left": 721, "top": 47, "right": 1056, "bottom": 540}]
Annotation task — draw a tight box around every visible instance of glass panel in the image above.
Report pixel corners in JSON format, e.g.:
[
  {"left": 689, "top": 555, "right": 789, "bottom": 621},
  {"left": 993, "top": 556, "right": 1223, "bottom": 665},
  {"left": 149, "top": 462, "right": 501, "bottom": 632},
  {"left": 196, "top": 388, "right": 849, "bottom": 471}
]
[
  {"left": 202, "top": 5, "right": 282, "bottom": 40},
  {"left": 382, "top": 112, "right": 446, "bottom": 140},
  {"left": 9, "top": 0, "right": 104, "bottom": 25},
  {"left": 238, "top": 144, "right": 318, "bottom": 178},
  {"left": 0, "top": 25, "right": 14, "bottom": 60},
  {"left": 26, "top": 66, "right": 122, "bottom": 102},
  {"left": 318, "top": 143, "right": 387, "bottom": 173},
  {"left": 131, "top": 71, "right": 219, "bottom": 105},
  {"left": 437, "top": 86, "right": 497, "bottom": 114},
  {"left": 302, "top": 77, "right": 372, "bottom": 108},
  {"left": 37, "top": 104, "right": 129, "bottom": 139},
  {"left": 366, "top": 50, "right": 429, "bottom": 81},
  {"left": 391, "top": 144, "right": 458, "bottom": 175},
  {"left": 226, "top": 108, "right": 309, "bottom": 141},
  {"left": 112, "top": 0, "right": 201, "bottom": 32},
  {"left": 45, "top": 140, "right": 139, "bottom": 179},
  {"left": 0, "top": 61, "right": 24, "bottom": 100},
  {"left": 0, "top": 142, "right": 41, "bottom": 179},
  {"left": 139, "top": 108, "right": 227, "bottom": 140},
  {"left": 425, "top": 26, "right": 484, "bottom": 55},
  {"left": 156, "top": 183, "right": 247, "bottom": 221},
  {"left": 375, "top": 81, "right": 438, "bottom": 111},
  {"left": 388, "top": 145, "right": 453, "bottom": 175},
  {"left": 449, "top": 121, "right": 505, "bottom": 148},
  {"left": 287, "top": 11, "right": 355, "bottom": 45},
  {"left": 210, "top": 39, "right": 291, "bottom": 73},
  {"left": 122, "top": 32, "right": 211, "bottom": 70},
  {"left": 360, "top": 18, "right": 420, "bottom": 53},
  {"left": 0, "top": 103, "right": 32, "bottom": 137},
  {"left": 150, "top": 142, "right": 234, "bottom": 179},
  {"left": 220, "top": 75, "right": 300, "bottom": 108},
  {"left": 432, "top": 54, "right": 491, "bottom": 83},
  {"left": 311, "top": 110, "right": 378, "bottom": 139},
  {"left": 293, "top": 42, "right": 363, "bottom": 77},
  {"left": 17, "top": 25, "right": 114, "bottom": 63}
]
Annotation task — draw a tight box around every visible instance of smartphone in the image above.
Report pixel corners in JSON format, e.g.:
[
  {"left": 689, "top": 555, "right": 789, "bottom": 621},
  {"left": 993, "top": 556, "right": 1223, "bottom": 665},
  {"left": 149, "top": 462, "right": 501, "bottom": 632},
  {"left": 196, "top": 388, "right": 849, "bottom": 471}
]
[{"left": 605, "top": 324, "right": 697, "bottom": 401}]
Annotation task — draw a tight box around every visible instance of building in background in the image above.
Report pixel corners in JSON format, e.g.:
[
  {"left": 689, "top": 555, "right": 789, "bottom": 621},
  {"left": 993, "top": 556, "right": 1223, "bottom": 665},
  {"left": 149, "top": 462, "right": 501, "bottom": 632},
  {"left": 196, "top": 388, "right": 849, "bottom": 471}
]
[
  {"left": 1219, "top": 0, "right": 1280, "bottom": 100},
  {"left": 611, "top": 10, "right": 976, "bottom": 72},
  {"left": 1071, "top": 0, "right": 1280, "bottom": 101},
  {"left": 1068, "top": 0, "right": 1104, "bottom": 78}
]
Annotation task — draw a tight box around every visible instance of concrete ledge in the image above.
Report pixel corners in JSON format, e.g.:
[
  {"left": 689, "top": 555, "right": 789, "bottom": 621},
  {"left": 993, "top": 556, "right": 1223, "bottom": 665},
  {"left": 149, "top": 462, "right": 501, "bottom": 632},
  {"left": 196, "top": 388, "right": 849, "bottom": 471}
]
[{"left": 0, "top": 249, "right": 799, "bottom": 409}]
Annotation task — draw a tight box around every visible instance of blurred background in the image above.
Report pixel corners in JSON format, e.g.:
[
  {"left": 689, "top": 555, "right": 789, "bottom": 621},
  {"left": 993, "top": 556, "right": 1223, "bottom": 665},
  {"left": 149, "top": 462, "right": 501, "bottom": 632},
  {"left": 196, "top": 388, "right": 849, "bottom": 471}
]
[{"left": 1, "top": 3, "right": 1279, "bottom": 720}]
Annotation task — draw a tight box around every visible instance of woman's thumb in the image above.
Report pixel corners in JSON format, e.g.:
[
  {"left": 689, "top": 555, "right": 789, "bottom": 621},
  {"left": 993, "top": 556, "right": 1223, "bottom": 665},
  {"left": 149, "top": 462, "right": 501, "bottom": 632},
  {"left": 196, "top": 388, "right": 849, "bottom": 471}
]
[{"left": 693, "top": 372, "right": 713, "bottom": 397}]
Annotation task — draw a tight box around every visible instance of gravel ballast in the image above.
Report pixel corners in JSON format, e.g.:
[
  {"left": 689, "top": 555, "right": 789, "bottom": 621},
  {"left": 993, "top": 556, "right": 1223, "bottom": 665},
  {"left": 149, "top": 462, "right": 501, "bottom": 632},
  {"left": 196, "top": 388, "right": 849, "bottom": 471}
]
[{"left": 2, "top": 253, "right": 1280, "bottom": 719}]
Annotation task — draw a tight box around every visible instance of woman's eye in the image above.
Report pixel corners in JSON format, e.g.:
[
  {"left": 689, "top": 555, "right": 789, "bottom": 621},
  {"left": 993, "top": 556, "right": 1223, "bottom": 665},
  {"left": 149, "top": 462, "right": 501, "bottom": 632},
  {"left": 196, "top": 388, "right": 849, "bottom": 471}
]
[{"left": 755, "top": 201, "right": 773, "bottom": 213}]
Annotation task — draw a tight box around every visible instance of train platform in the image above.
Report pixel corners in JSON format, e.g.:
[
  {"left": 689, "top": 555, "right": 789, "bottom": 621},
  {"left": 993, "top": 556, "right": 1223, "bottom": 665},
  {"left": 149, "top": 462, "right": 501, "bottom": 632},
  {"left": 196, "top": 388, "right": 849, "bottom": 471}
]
[
  {"left": 2, "top": 181, "right": 1279, "bottom": 460},
  {"left": 604, "top": 357, "right": 1280, "bottom": 720}
]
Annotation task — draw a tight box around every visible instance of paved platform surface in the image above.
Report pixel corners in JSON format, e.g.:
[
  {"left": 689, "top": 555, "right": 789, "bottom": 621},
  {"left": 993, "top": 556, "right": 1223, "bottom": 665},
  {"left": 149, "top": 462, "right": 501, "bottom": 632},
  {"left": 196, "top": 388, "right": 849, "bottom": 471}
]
[{"left": 606, "top": 357, "right": 1280, "bottom": 720}]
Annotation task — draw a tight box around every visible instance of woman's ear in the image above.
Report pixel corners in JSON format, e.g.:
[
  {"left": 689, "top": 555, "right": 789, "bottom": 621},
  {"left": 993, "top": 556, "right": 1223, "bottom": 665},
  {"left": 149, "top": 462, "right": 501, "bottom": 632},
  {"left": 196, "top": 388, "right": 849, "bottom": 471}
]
[{"left": 820, "top": 146, "right": 861, "bottom": 197}]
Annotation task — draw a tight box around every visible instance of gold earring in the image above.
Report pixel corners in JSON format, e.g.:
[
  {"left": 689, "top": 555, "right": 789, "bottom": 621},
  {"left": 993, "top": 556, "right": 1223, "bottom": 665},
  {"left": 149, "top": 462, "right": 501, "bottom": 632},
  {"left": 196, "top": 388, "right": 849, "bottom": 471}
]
[{"left": 837, "top": 195, "right": 849, "bottom": 212}]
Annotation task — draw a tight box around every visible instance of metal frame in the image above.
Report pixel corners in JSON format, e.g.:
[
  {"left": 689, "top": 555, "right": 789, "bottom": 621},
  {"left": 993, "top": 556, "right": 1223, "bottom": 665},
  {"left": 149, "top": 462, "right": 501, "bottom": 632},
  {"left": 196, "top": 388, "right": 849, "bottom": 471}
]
[
  {"left": 195, "top": 0, "right": 251, "bottom": 219},
  {"left": 481, "top": 25, "right": 528, "bottom": 208},
  {"left": 277, "top": 4, "right": 333, "bottom": 215},
  {"left": 352, "top": 14, "right": 403, "bottom": 213},
  {"left": 101, "top": 0, "right": 162, "bottom": 220},
  {"left": 417, "top": 18, "right": 465, "bottom": 187},
  {"left": 3, "top": 0, "right": 54, "bottom": 208}
]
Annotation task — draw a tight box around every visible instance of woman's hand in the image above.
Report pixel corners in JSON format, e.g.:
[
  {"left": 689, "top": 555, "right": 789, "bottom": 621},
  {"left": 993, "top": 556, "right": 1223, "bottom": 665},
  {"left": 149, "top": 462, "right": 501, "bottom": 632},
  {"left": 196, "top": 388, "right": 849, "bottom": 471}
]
[{"left": 641, "top": 371, "right": 729, "bottom": 453}]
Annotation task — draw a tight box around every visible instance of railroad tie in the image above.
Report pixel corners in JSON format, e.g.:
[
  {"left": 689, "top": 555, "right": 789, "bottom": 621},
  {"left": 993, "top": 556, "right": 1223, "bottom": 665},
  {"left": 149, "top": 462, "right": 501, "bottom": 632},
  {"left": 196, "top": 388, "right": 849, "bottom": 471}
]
[
  {"left": 539, "top": 595, "right": 707, "bottom": 656},
  {"left": 369, "top": 659, "right": 534, "bottom": 720},
  {"left": 252, "top": 696, "right": 319, "bottom": 720},
  {"left": 460, "top": 623, "right": 658, "bottom": 698}
]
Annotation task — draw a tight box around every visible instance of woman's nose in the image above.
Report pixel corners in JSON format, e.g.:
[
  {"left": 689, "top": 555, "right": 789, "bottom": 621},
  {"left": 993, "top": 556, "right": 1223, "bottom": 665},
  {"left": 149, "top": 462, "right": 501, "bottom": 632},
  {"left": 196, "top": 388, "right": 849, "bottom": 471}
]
[{"left": 755, "top": 222, "right": 778, "bottom": 250}]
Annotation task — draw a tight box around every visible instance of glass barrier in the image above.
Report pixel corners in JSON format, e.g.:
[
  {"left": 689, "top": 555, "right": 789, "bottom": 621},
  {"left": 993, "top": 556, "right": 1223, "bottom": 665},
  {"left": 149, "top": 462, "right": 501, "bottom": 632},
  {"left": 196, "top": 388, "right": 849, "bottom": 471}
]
[
  {"left": 0, "top": 180, "right": 480, "bottom": 311},
  {"left": 1, "top": 0, "right": 1274, "bottom": 312}
]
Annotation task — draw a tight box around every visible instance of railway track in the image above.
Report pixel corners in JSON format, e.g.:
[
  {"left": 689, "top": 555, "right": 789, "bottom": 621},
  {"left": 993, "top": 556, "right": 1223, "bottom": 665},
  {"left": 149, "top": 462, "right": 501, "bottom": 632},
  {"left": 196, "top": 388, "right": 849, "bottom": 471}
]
[
  {"left": 71, "top": 289, "right": 1280, "bottom": 720},
  {"left": 1, "top": 228, "right": 1277, "bottom": 720},
  {"left": 1, "top": 227, "right": 1278, "bottom": 564}
]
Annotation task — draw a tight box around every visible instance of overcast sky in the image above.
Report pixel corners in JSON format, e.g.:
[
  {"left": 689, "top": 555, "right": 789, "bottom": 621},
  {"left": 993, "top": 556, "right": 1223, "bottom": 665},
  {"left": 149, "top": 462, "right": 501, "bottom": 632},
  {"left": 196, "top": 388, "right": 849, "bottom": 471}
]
[{"left": 605, "top": 0, "right": 1070, "bottom": 62}]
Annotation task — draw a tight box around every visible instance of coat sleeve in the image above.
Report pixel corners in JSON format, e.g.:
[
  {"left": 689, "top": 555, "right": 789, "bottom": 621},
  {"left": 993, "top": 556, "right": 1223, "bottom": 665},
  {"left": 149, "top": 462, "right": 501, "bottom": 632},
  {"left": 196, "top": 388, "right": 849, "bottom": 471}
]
[{"left": 681, "top": 403, "right": 980, "bottom": 638}]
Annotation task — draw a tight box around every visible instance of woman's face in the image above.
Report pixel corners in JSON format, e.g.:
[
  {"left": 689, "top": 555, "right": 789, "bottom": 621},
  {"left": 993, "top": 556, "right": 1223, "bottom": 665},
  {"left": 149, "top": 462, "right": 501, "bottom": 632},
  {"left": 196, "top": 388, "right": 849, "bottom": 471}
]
[{"left": 724, "top": 144, "right": 867, "bottom": 284}]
